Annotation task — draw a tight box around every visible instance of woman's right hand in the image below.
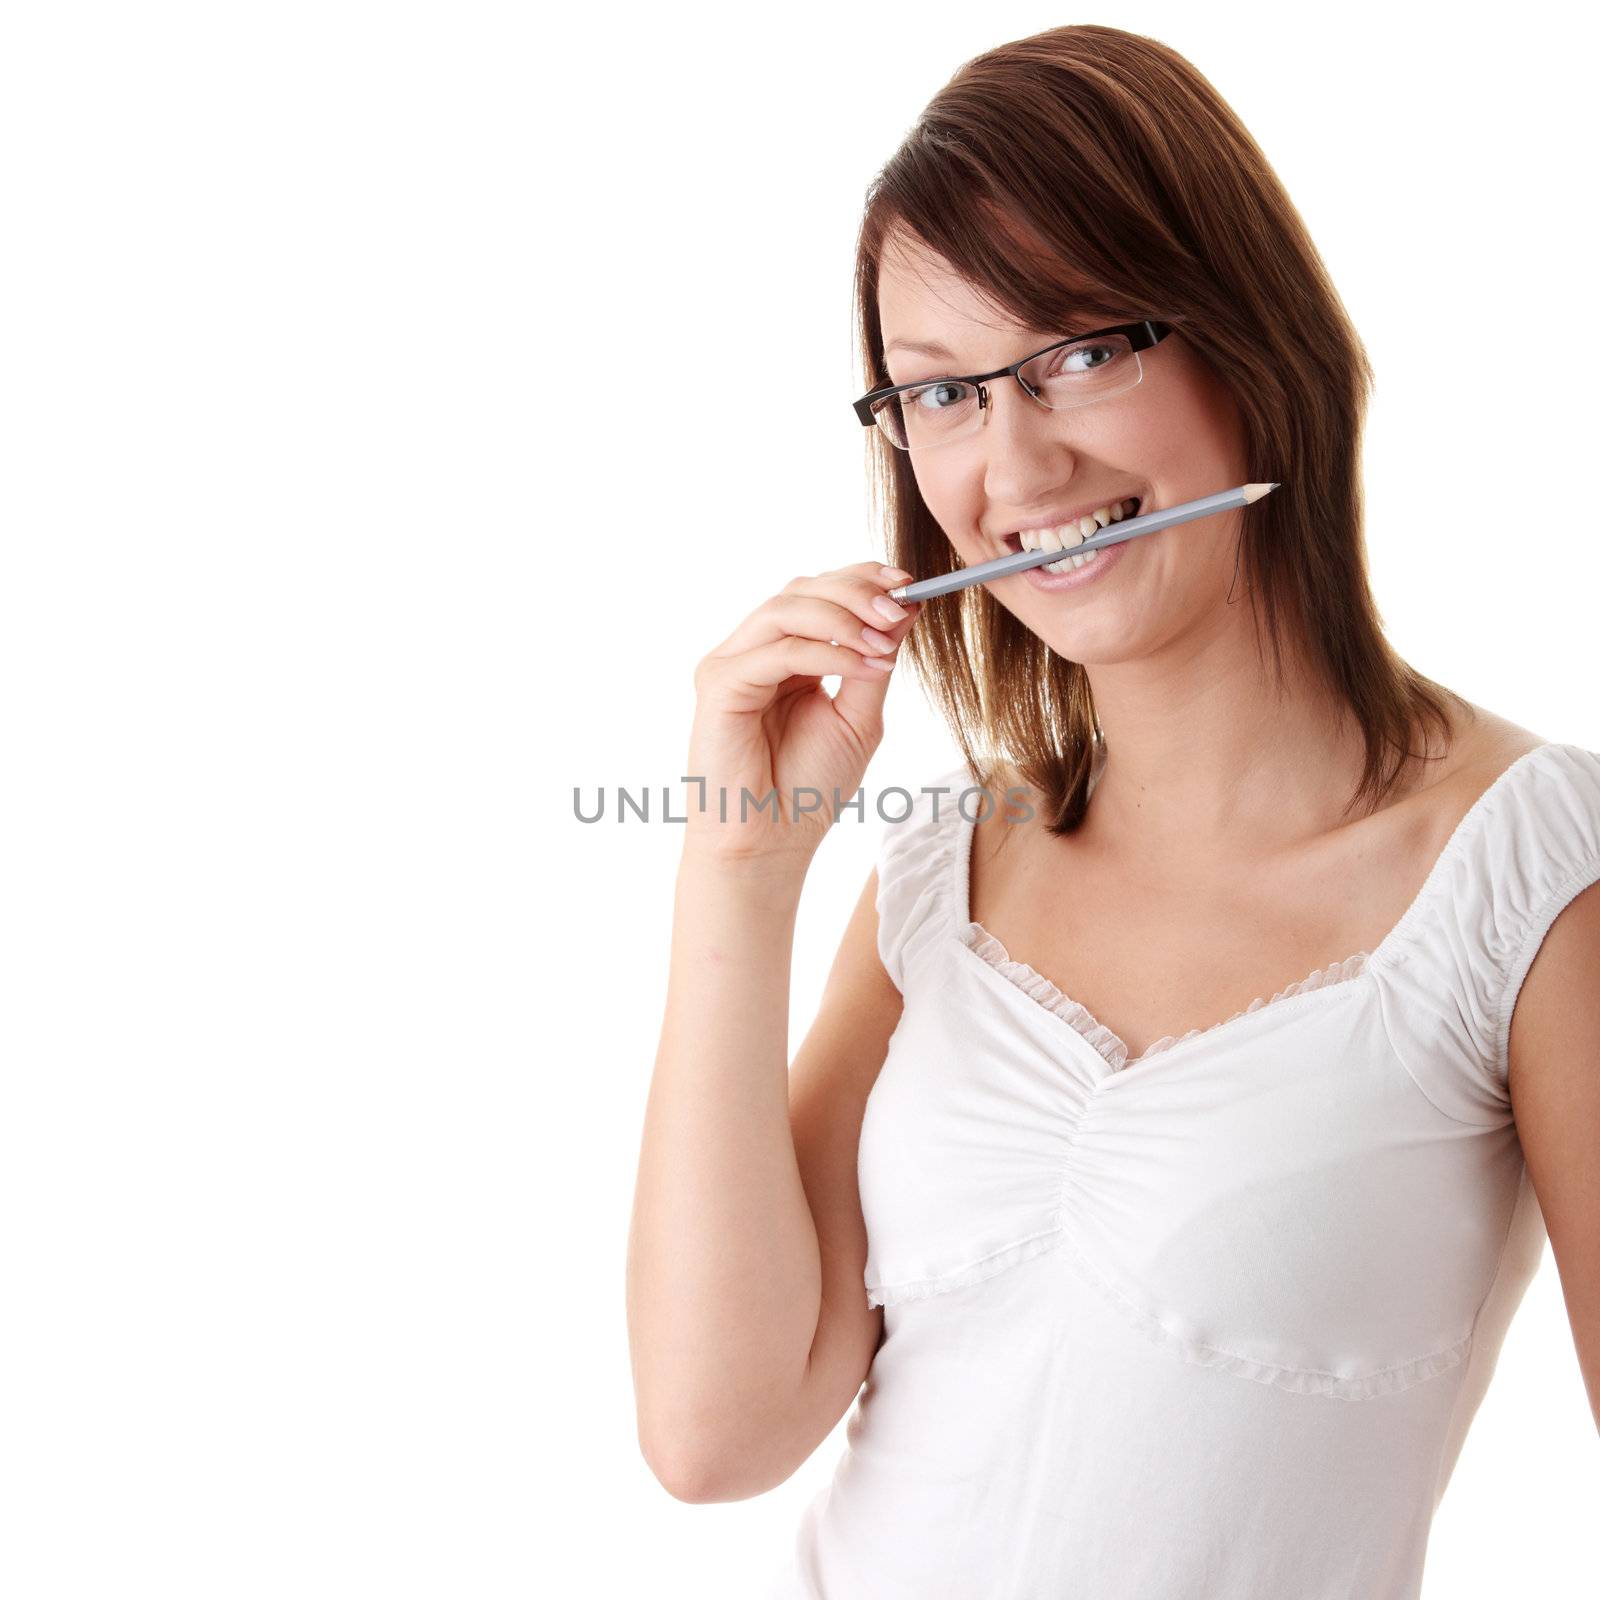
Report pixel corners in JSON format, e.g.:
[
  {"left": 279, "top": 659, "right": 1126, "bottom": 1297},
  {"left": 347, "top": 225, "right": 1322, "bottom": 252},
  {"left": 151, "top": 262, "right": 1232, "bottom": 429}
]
[{"left": 683, "top": 561, "right": 922, "bottom": 866}]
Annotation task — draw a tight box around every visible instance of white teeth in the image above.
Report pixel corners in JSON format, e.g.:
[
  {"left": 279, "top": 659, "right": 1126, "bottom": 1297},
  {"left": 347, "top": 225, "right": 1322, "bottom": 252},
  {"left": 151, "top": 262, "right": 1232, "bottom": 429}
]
[
  {"left": 1012, "top": 498, "right": 1137, "bottom": 552},
  {"left": 1011, "top": 497, "right": 1138, "bottom": 568},
  {"left": 1042, "top": 550, "right": 1100, "bottom": 574}
]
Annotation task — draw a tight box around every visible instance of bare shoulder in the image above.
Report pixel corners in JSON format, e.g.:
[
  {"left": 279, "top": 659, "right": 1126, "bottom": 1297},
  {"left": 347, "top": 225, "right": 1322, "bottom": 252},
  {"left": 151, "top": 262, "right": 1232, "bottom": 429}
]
[
  {"left": 1413, "top": 698, "right": 1550, "bottom": 805},
  {"left": 1456, "top": 701, "right": 1549, "bottom": 769},
  {"left": 1361, "top": 700, "right": 1550, "bottom": 883}
]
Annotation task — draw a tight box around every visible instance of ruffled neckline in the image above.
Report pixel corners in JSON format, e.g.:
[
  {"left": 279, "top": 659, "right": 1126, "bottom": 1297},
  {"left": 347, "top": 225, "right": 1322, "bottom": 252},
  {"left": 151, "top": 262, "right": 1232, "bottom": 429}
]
[
  {"left": 944, "top": 740, "right": 1571, "bottom": 1071},
  {"left": 959, "top": 921, "right": 1371, "bottom": 1072}
]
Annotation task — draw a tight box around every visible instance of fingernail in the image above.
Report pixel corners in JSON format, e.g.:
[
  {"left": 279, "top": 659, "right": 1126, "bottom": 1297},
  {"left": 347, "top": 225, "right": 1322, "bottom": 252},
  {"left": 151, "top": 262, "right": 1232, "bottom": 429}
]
[
  {"left": 880, "top": 566, "right": 912, "bottom": 583},
  {"left": 864, "top": 654, "right": 895, "bottom": 671},
  {"left": 870, "top": 595, "right": 909, "bottom": 624},
  {"left": 861, "top": 625, "right": 897, "bottom": 653}
]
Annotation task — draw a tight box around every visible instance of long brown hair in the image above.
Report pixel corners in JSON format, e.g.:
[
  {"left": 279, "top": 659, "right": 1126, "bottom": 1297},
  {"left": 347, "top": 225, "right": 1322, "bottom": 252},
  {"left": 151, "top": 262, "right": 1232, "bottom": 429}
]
[{"left": 853, "top": 23, "right": 1471, "bottom": 834}]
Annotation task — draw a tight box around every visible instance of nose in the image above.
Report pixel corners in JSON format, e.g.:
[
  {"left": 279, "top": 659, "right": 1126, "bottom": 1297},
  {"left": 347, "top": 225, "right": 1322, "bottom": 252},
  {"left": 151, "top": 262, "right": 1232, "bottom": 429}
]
[
  {"left": 973, "top": 374, "right": 1071, "bottom": 464},
  {"left": 972, "top": 376, "right": 1089, "bottom": 511}
]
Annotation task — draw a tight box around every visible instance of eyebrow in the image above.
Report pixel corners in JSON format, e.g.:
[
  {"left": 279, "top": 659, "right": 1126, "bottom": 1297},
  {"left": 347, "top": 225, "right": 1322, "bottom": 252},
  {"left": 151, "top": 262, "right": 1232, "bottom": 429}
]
[
  {"left": 883, "top": 338, "right": 956, "bottom": 360},
  {"left": 882, "top": 323, "right": 1101, "bottom": 366}
]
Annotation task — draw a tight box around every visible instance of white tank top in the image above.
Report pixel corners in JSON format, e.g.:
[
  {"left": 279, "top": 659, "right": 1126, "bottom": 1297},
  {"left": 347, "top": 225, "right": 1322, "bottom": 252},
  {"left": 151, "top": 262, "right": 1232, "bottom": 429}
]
[{"left": 766, "top": 740, "right": 1600, "bottom": 1600}]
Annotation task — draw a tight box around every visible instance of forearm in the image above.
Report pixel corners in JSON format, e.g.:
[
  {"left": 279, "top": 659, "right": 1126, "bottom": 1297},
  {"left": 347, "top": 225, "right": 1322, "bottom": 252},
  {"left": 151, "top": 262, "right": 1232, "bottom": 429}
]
[{"left": 626, "top": 846, "right": 824, "bottom": 1483}]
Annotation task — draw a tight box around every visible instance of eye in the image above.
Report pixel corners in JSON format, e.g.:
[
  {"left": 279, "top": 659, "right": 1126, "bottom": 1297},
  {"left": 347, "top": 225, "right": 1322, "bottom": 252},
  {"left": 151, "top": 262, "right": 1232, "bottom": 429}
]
[
  {"left": 1053, "top": 341, "right": 1118, "bottom": 374},
  {"left": 905, "top": 380, "right": 973, "bottom": 412}
]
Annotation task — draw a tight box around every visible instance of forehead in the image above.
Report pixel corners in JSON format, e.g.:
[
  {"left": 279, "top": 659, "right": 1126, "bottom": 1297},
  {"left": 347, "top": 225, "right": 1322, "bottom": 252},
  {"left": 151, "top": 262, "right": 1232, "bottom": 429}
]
[
  {"left": 876, "top": 232, "right": 1015, "bottom": 352},
  {"left": 875, "top": 224, "right": 1111, "bottom": 366}
]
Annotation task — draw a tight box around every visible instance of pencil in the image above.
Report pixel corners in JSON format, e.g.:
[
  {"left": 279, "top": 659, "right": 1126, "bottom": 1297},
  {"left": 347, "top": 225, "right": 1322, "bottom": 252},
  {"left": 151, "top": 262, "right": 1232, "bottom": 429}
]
[{"left": 886, "top": 482, "right": 1280, "bottom": 603}]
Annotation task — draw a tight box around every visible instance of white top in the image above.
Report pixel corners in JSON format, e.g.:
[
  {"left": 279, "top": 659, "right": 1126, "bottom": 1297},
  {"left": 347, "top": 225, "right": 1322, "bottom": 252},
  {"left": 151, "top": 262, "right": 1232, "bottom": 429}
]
[{"left": 766, "top": 740, "right": 1600, "bottom": 1600}]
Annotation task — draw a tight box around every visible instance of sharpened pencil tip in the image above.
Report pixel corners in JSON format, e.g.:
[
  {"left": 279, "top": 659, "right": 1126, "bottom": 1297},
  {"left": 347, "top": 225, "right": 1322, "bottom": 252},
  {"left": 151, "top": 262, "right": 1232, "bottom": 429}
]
[{"left": 1242, "top": 482, "right": 1279, "bottom": 503}]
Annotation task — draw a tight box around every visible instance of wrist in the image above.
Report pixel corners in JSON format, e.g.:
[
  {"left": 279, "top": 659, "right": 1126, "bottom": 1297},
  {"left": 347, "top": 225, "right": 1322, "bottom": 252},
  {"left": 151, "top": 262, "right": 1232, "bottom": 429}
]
[{"left": 676, "top": 837, "right": 816, "bottom": 892}]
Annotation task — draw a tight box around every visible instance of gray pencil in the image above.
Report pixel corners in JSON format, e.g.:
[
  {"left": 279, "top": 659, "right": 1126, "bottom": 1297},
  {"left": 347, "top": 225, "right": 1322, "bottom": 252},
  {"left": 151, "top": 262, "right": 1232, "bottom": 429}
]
[{"left": 886, "top": 482, "right": 1280, "bottom": 602}]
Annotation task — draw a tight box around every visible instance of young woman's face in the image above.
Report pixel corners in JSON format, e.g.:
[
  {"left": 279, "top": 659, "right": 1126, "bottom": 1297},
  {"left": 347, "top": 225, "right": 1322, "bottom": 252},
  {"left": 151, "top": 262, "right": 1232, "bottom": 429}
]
[{"left": 876, "top": 232, "right": 1255, "bottom": 665}]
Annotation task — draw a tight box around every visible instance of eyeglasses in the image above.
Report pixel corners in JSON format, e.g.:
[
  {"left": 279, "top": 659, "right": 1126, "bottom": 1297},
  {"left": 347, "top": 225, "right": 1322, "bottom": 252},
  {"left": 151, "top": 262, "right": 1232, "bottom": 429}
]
[{"left": 854, "top": 319, "right": 1174, "bottom": 453}]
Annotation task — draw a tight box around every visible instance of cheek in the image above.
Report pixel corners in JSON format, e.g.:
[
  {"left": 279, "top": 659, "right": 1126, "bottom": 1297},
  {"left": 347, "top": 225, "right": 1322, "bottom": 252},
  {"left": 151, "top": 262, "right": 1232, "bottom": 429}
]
[
  {"left": 951, "top": 530, "right": 992, "bottom": 568},
  {"left": 1149, "top": 364, "right": 1247, "bottom": 468},
  {"left": 1097, "top": 522, "right": 1224, "bottom": 604},
  {"left": 915, "top": 484, "right": 984, "bottom": 564},
  {"left": 1153, "top": 527, "right": 1245, "bottom": 608}
]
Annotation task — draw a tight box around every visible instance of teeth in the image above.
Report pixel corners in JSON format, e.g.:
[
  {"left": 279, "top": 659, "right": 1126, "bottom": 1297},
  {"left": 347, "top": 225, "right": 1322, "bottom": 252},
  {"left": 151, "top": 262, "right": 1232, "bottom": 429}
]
[
  {"left": 1015, "top": 497, "right": 1137, "bottom": 553},
  {"left": 1042, "top": 550, "right": 1098, "bottom": 574},
  {"left": 1019, "top": 497, "right": 1139, "bottom": 574}
]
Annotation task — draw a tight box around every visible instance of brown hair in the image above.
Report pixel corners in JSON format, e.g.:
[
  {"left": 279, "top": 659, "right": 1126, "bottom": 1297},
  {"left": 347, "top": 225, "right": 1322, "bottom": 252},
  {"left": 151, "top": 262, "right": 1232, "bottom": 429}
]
[{"left": 852, "top": 23, "right": 1472, "bottom": 834}]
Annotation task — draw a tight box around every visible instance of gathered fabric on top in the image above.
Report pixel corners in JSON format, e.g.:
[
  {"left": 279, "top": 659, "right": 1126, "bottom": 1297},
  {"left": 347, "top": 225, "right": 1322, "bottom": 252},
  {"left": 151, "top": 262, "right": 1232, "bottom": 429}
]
[{"left": 767, "top": 741, "right": 1600, "bottom": 1600}]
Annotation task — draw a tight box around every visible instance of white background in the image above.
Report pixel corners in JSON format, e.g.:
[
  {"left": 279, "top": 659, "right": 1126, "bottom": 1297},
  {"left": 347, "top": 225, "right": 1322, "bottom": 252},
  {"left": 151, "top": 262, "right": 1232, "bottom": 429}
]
[{"left": 3, "top": 1, "right": 1596, "bottom": 1595}]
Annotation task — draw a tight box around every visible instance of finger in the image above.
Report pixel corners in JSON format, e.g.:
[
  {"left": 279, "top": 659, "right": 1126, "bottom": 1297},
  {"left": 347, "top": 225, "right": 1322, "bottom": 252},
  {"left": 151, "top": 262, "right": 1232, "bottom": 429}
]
[
  {"left": 829, "top": 633, "right": 901, "bottom": 737},
  {"left": 719, "top": 593, "right": 916, "bottom": 661},
  {"left": 826, "top": 560, "right": 915, "bottom": 587},
  {"left": 713, "top": 577, "right": 920, "bottom": 659},
  {"left": 698, "top": 635, "right": 897, "bottom": 711},
  {"left": 703, "top": 564, "right": 910, "bottom": 656}
]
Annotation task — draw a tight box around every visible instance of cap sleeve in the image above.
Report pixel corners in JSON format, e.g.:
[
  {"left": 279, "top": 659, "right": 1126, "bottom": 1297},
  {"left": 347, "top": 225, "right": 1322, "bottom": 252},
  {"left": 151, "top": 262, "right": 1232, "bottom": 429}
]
[
  {"left": 1492, "top": 746, "right": 1600, "bottom": 1076},
  {"left": 873, "top": 762, "right": 972, "bottom": 993},
  {"left": 1378, "top": 744, "right": 1600, "bottom": 1124}
]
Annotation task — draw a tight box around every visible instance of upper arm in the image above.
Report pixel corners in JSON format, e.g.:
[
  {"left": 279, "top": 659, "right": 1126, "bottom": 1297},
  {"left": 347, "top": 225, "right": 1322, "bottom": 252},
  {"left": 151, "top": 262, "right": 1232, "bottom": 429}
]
[
  {"left": 1508, "top": 875, "right": 1600, "bottom": 1432},
  {"left": 777, "top": 864, "right": 901, "bottom": 1469}
]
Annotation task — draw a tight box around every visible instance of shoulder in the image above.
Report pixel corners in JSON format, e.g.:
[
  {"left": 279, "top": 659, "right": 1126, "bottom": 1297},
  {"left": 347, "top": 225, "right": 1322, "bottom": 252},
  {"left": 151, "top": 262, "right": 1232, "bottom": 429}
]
[
  {"left": 1443, "top": 705, "right": 1550, "bottom": 788},
  {"left": 1475, "top": 726, "right": 1600, "bottom": 1099},
  {"left": 1415, "top": 700, "right": 1547, "bottom": 806},
  {"left": 1350, "top": 704, "right": 1599, "bottom": 1122},
  {"left": 1500, "top": 726, "right": 1600, "bottom": 1084},
  {"left": 872, "top": 759, "right": 974, "bottom": 989},
  {"left": 1426, "top": 704, "right": 1600, "bottom": 972},
  {"left": 1388, "top": 702, "right": 1549, "bottom": 859}
]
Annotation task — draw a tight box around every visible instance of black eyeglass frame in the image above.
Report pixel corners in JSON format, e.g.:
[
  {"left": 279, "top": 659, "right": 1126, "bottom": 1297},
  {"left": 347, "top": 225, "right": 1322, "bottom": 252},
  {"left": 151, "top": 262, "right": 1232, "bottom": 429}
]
[{"left": 852, "top": 319, "right": 1175, "bottom": 438}]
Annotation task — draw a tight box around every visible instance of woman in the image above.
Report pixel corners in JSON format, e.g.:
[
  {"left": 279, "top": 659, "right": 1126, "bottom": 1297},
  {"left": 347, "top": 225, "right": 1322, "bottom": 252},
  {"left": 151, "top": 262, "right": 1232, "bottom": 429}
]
[{"left": 626, "top": 24, "right": 1600, "bottom": 1598}]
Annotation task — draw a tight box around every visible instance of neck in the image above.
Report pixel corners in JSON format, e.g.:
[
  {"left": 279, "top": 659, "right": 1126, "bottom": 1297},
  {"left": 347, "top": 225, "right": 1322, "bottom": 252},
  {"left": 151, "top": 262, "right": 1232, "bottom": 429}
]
[{"left": 1082, "top": 634, "right": 1370, "bottom": 862}]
